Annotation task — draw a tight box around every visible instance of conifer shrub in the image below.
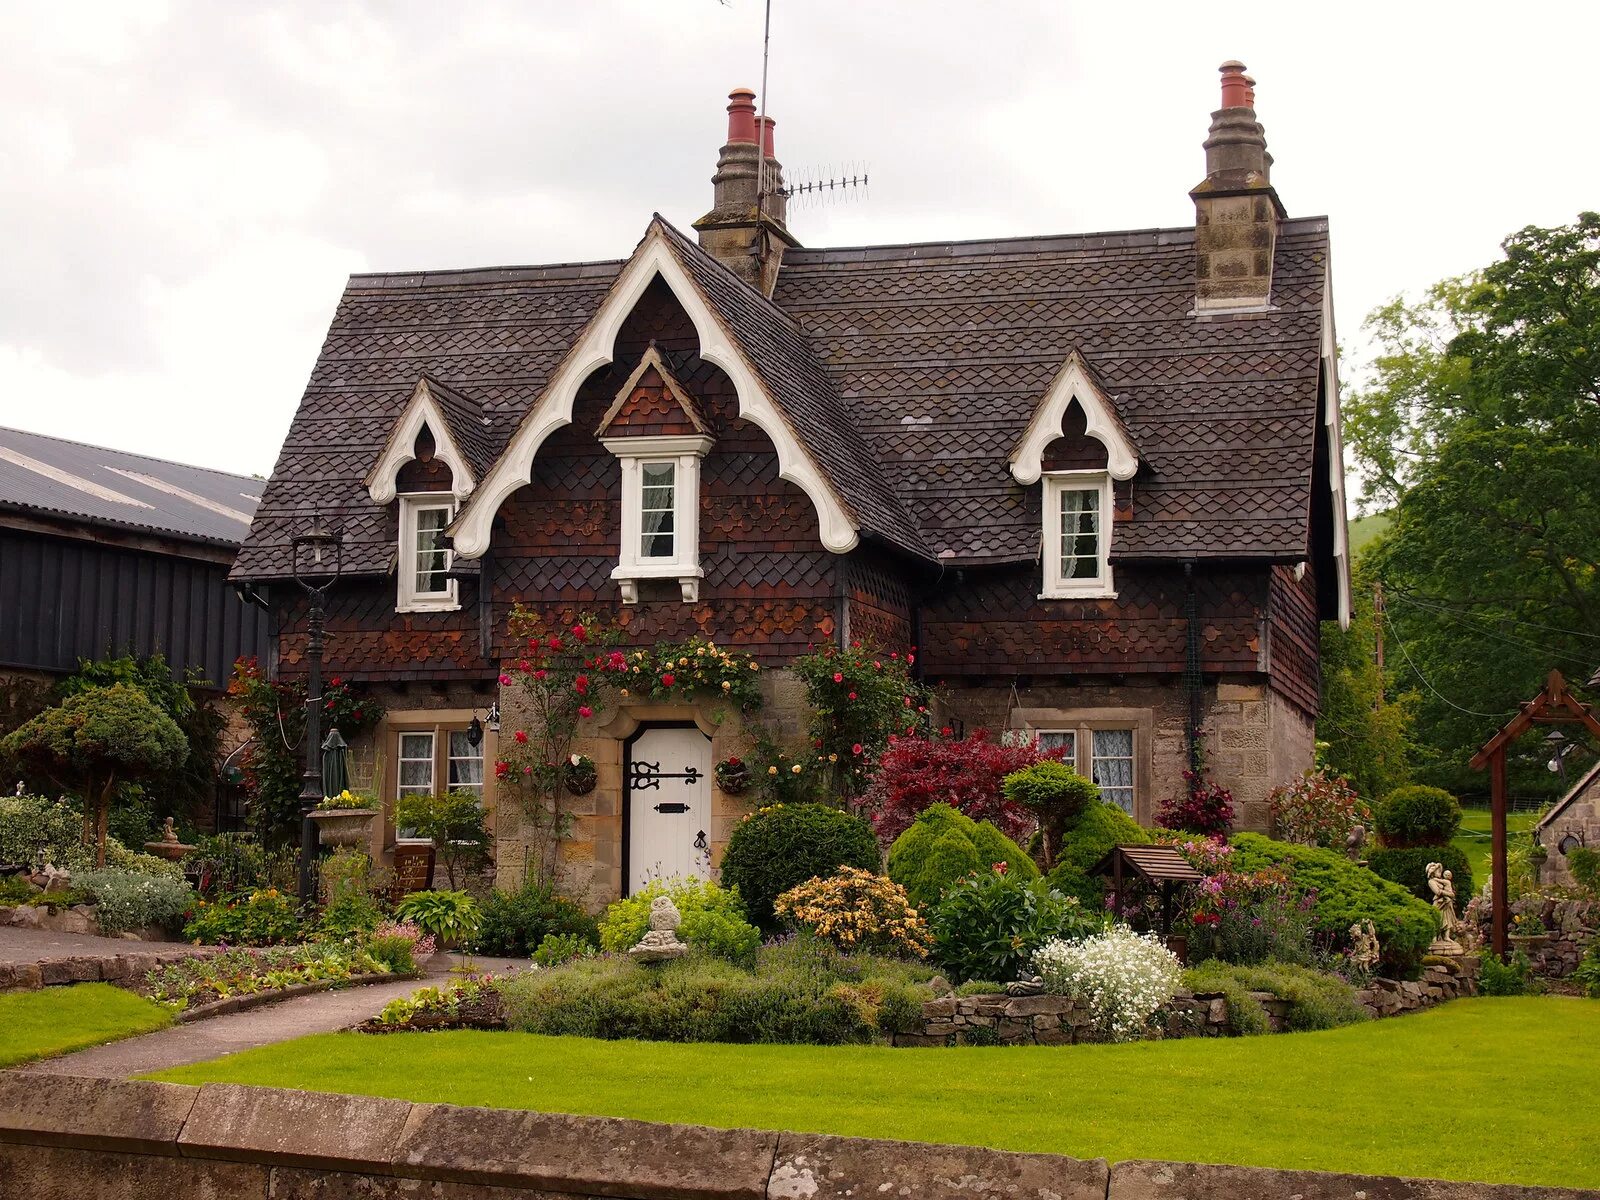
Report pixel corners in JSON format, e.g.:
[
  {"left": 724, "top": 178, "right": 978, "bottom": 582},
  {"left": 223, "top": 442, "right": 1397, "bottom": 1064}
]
[
  {"left": 1374, "top": 785, "right": 1463, "bottom": 848},
  {"left": 1367, "top": 844, "right": 1473, "bottom": 909},
  {"left": 886, "top": 803, "right": 1038, "bottom": 910},
  {"left": 719, "top": 802, "right": 881, "bottom": 930},
  {"left": 1045, "top": 801, "right": 1150, "bottom": 906}
]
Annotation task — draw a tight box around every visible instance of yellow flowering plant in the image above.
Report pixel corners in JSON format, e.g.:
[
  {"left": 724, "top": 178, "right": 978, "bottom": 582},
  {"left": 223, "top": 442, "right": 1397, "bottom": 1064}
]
[
  {"left": 774, "top": 866, "right": 933, "bottom": 959},
  {"left": 618, "top": 638, "right": 763, "bottom": 712}
]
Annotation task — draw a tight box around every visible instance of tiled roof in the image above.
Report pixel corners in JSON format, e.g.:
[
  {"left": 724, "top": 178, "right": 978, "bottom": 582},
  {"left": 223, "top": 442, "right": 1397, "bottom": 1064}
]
[
  {"left": 0, "top": 425, "right": 261, "bottom": 548},
  {"left": 421, "top": 375, "right": 496, "bottom": 482},
  {"left": 771, "top": 218, "right": 1331, "bottom": 563},
  {"left": 232, "top": 259, "right": 624, "bottom": 579},
  {"left": 235, "top": 215, "right": 1332, "bottom": 579}
]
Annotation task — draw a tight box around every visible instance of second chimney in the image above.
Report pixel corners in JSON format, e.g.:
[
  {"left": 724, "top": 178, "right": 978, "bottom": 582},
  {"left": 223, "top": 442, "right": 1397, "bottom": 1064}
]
[
  {"left": 1190, "top": 61, "right": 1284, "bottom": 313},
  {"left": 693, "top": 88, "right": 797, "bottom": 297}
]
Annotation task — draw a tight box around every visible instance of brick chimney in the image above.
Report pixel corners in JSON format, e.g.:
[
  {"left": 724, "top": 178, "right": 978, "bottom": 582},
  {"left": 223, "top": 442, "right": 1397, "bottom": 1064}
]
[
  {"left": 1190, "top": 61, "right": 1284, "bottom": 313},
  {"left": 693, "top": 88, "right": 798, "bottom": 296}
]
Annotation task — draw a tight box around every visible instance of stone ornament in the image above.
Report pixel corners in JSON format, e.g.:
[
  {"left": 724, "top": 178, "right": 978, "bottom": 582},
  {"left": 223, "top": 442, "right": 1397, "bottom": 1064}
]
[
  {"left": 628, "top": 894, "right": 689, "bottom": 963},
  {"left": 1427, "top": 861, "right": 1464, "bottom": 955},
  {"left": 1348, "top": 919, "right": 1380, "bottom": 971},
  {"left": 1006, "top": 974, "right": 1046, "bottom": 997}
]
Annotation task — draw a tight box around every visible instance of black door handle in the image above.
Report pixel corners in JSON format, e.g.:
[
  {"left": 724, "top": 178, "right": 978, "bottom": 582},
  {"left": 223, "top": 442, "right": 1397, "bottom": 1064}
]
[{"left": 694, "top": 830, "right": 709, "bottom": 851}]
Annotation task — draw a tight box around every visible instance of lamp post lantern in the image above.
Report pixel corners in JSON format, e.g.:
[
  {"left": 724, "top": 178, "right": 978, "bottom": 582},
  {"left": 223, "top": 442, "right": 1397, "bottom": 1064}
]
[{"left": 291, "top": 513, "right": 344, "bottom": 903}]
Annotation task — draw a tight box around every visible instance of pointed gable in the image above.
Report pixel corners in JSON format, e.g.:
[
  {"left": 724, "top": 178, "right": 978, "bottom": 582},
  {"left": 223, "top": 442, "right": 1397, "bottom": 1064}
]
[
  {"left": 1008, "top": 350, "right": 1139, "bottom": 486},
  {"left": 365, "top": 376, "right": 491, "bottom": 504},
  {"left": 594, "top": 344, "right": 712, "bottom": 440}
]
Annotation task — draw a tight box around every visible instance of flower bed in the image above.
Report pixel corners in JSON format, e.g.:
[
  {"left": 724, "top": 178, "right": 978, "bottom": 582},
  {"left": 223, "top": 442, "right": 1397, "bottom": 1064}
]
[
  {"left": 360, "top": 975, "right": 505, "bottom": 1033},
  {"left": 141, "top": 943, "right": 399, "bottom": 1012}
]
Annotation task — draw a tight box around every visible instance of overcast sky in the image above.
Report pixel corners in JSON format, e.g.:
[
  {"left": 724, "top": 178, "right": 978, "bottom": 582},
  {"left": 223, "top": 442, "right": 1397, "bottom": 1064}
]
[{"left": 4, "top": 1, "right": 1597, "bottom": 482}]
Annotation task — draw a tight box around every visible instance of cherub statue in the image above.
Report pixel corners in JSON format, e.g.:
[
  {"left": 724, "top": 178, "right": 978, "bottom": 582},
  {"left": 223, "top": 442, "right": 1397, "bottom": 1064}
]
[{"left": 1348, "top": 919, "right": 1380, "bottom": 971}]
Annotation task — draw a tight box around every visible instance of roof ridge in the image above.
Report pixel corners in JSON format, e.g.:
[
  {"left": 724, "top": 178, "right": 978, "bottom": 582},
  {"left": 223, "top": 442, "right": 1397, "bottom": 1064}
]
[
  {"left": 650, "top": 214, "right": 812, "bottom": 339},
  {"left": 0, "top": 425, "right": 263, "bottom": 485}
]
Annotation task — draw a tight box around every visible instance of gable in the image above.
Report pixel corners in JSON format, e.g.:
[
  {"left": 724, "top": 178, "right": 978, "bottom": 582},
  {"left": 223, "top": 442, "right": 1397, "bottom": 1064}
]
[
  {"left": 595, "top": 346, "right": 711, "bottom": 440},
  {"left": 1010, "top": 350, "right": 1139, "bottom": 486}
]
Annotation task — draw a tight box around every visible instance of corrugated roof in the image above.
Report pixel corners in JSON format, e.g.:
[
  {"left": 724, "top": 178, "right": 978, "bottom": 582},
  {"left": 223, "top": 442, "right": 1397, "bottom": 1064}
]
[{"left": 0, "top": 426, "right": 263, "bottom": 547}]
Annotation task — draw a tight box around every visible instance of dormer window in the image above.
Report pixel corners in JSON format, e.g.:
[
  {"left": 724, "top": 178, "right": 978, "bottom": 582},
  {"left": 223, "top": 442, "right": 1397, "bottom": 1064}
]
[
  {"left": 398, "top": 495, "right": 458, "bottom": 611},
  {"left": 608, "top": 440, "right": 709, "bottom": 603},
  {"left": 1041, "top": 470, "right": 1114, "bottom": 599}
]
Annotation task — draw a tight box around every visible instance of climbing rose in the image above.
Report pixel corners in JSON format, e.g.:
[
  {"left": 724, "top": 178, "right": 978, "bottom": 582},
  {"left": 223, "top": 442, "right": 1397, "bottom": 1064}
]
[
  {"left": 661, "top": 672, "right": 676, "bottom": 688},
  {"left": 514, "top": 730, "right": 528, "bottom": 744},
  {"left": 498, "top": 673, "right": 512, "bottom": 686},
  {"left": 571, "top": 624, "right": 587, "bottom": 641},
  {"left": 579, "top": 705, "right": 593, "bottom": 719},
  {"left": 833, "top": 672, "right": 844, "bottom": 683}
]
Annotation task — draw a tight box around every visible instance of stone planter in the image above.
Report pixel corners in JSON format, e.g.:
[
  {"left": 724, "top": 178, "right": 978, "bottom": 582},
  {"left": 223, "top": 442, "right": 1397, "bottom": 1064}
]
[
  {"left": 310, "top": 808, "right": 378, "bottom": 849},
  {"left": 1509, "top": 932, "right": 1552, "bottom": 953}
]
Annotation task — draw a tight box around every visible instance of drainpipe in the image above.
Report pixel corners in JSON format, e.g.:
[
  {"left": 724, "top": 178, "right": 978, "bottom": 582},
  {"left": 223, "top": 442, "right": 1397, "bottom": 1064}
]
[{"left": 1184, "top": 561, "right": 1203, "bottom": 773}]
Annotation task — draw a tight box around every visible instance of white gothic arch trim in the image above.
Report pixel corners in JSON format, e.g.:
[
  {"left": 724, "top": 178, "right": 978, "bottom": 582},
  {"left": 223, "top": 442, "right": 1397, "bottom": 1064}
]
[
  {"left": 450, "top": 226, "right": 859, "bottom": 558},
  {"left": 365, "top": 378, "right": 478, "bottom": 504},
  {"left": 1008, "top": 351, "right": 1140, "bottom": 486}
]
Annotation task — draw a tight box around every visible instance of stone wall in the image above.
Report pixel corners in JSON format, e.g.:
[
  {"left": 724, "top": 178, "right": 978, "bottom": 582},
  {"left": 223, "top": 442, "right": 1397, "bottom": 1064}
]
[
  {"left": 893, "top": 958, "right": 1479, "bottom": 1046},
  {"left": 0, "top": 943, "right": 212, "bottom": 993},
  {"left": 0, "top": 1074, "right": 1581, "bottom": 1200},
  {"left": 1473, "top": 896, "right": 1598, "bottom": 979}
]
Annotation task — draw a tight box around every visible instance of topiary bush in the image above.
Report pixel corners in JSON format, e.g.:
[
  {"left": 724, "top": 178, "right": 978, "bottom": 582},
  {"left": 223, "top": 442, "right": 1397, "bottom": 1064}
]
[
  {"left": 1001, "top": 760, "right": 1098, "bottom": 870},
  {"left": 1045, "top": 801, "right": 1150, "bottom": 906},
  {"left": 1367, "top": 844, "right": 1474, "bottom": 910},
  {"left": 718, "top": 802, "right": 881, "bottom": 930},
  {"left": 885, "top": 803, "right": 1038, "bottom": 910},
  {"left": 1228, "top": 833, "right": 1439, "bottom": 975},
  {"left": 1374, "top": 785, "right": 1462, "bottom": 848},
  {"left": 598, "top": 877, "right": 760, "bottom": 967}
]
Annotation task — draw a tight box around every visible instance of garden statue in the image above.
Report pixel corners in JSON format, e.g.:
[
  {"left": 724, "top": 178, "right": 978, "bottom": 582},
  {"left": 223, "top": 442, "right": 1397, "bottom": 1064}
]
[
  {"left": 628, "top": 894, "right": 689, "bottom": 963},
  {"left": 1006, "top": 973, "right": 1045, "bottom": 997},
  {"left": 1345, "top": 823, "right": 1367, "bottom": 863},
  {"left": 1348, "top": 919, "right": 1380, "bottom": 971},
  {"left": 1426, "top": 861, "right": 1463, "bottom": 954}
]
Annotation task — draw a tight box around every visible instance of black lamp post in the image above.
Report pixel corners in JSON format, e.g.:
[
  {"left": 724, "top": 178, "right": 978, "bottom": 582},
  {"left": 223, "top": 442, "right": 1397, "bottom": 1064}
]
[{"left": 291, "top": 513, "right": 343, "bottom": 903}]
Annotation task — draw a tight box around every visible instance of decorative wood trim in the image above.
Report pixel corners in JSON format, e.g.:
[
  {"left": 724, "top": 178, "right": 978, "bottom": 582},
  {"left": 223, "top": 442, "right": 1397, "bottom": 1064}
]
[
  {"left": 450, "top": 224, "right": 860, "bottom": 558},
  {"left": 1321, "top": 269, "right": 1353, "bottom": 630},
  {"left": 1009, "top": 351, "right": 1139, "bottom": 485},
  {"left": 366, "top": 379, "right": 477, "bottom": 504}
]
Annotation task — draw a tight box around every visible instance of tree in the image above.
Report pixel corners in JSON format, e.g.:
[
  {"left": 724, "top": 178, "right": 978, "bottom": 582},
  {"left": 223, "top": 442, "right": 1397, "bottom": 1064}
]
[
  {"left": 1316, "top": 566, "right": 1413, "bottom": 802},
  {"left": 1343, "top": 213, "right": 1600, "bottom": 795},
  {"left": 1, "top": 684, "right": 187, "bottom": 866}
]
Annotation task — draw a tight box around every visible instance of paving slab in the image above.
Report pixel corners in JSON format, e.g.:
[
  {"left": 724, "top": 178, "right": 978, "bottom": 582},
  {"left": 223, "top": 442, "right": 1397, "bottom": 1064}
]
[{"left": 0, "top": 924, "right": 190, "bottom": 964}]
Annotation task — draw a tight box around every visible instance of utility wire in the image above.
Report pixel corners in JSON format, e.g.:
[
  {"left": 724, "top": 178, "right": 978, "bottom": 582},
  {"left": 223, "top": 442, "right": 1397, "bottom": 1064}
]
[
  {"left": 1388, "top": 590, "right": 1600, "bottom": 643},
  {"left": 1389, "top": 593, "right": 1595, "bottom": 668},
  {"left": 1384, "top": 615, "right": 1518, "bottom": 719}
]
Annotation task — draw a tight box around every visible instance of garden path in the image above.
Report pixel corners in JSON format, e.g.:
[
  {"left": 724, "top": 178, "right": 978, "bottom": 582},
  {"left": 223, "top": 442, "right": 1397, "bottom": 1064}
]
[
  {"left": 11, "top": 952, "right": 529, "bottom": 1079},
  {"left": 0, "top": 925, "right": 193, "bottom": 963}
]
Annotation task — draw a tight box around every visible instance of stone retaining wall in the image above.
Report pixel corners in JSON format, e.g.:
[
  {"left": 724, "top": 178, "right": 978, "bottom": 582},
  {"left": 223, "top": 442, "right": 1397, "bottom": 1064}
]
[
  {"left": 895, "top": 957, "right": 1479, "bottom": 1046},
  {"left": 1, "top": 902, "right": 176, "bottom": 941},
  {"left": 0, "top": 1074, "right": 1587, "bottom": 1200},
  {"left": 0, "top": 946, "right": 213, "bottom": 993},
  {"left": 1473, "top": 897, "right": 1598, "bottom": 978}
]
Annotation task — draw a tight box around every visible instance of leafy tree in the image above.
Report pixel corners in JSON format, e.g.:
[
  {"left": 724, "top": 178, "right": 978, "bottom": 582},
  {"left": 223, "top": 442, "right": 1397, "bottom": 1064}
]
[
  {"left": 1, "top": 684, "right": 187, "bottom": 866},
  {"left": 1344, "top": 213, "right": 1600, "bottom": 795},
  {"left": 1315, "top": 566, "right": 1413, "bottom": 802}
]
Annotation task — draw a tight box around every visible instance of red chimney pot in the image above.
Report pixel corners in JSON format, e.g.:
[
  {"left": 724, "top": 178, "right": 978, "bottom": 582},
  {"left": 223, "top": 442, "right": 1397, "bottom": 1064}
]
[
  {"left": 726, "top": 88, "right": 758, "bottom": 145},
  {"left": 1218, "top": 60, "right": 1250, "bottom": 110},
  {"left": 756, "top": 114, "right": 777, "bottom": 158},
  {"left": 1242, "top": 74, "right": 1257, "bottom": 108}
]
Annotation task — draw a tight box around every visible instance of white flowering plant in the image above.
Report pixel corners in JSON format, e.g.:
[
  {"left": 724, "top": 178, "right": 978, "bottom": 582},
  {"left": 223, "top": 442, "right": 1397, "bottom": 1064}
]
[{"left": 1033, "top": 925, "right": 1182, "bottom": 1042}]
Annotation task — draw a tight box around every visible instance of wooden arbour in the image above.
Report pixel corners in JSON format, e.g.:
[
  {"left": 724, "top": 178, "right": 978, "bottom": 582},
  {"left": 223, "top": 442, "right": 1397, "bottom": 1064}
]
[{"left": 1469, "top": 670, "right": 1600, "bottom": 956}]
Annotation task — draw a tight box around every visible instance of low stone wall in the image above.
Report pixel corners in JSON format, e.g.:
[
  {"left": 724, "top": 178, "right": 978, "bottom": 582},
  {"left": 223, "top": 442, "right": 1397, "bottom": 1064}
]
[
  {"left": 0, "top": 1074, "right": 1587, "bottom": 1200},
  {"left": 1474, "top": 897, "right": 1598, "bottom": 978},
  {"left": 1, "top": 902, "right": 176, "bottom": 942},
  {"left": 895, "top": 957, "right": 1479, "bottom": 1046},
  {"left": 0, "top": 946, "right": 213, "bottom": 993}
]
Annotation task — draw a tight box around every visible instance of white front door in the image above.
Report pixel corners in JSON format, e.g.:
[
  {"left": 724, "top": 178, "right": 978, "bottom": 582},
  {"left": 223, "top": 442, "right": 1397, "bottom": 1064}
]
[{"left": 626, "top": 724, "right": 713, "bottom": 894}]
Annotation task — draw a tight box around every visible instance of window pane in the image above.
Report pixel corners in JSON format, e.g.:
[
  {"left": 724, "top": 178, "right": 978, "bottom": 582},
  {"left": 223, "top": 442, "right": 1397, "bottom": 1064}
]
[
  {"left": 1037, "top": 730, "right": 1076, "bottom": 761},
  {"left": 397, "top": 732, "right": 435, "bottom": 797},
  {"left": 1059, "top": 487, "right": 1101, "bottom": 582},
  {"left": 1091, "top": 728, "right": 1135, "bottom": 814},
  {"left": 413, "top": 507, "right": 451, "bottom": 594},
  {"left": 447, "top": 729, "right": 484, "bottom": 801},
  {"left": 640, "top": 461, "right": 676, "bottom": 559}
]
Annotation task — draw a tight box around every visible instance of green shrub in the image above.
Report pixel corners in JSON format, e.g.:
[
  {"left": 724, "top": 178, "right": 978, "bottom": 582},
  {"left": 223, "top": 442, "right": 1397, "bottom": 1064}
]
[
  {"left": 365, "top": 923, "right": 431, "bottom": 974},
  {"left": 73, "top": 868, "right": 195, "bottom": 935},
  {"left": 1182, "top": 959, "right": 1370, "bottom": 1034},
  {"left": 719, "top": 802, "right": 881, "bottom": 929},
  {"left": 1368, "top": 845, "right": 1474, "bottom": 911},
  {"left": 1569, "top": 847, "right": 1600, "bottom": 899},
  {"left": 469, "top": 882, "right": 597, "bottom": 958},
  {"left": 886, "top": 803, "right": 1038, "bottom": 910},
  {"left": 1573, "top": 943, "right": 1600, "bottom": 999},
  {"left": 1478, "top": 948, "right": 1534, "bottom": 996},
  {"left": 1045, "top": 801, "right": 1150, "bottom": 906},
  {"left": 598, "top": 878, "right": 760, "bottom": 967},
  {"left": 928, "top": 867, "right": 1103, "bottom": 983},
  {"left": 1228, "top": 833, "right": 1439, "bottom": 975},
  {"left": 499, "top": 936, "right": 935, "bottom": 1045},
  {"left": 532, "top": 932, "right": 596, "bottom": 968},
  {"left": 183, "top": 833, "right": 293, "bottom": 897},
  {"left": 0, "top": 792, "right": 183, "bottom": 880},
  {"left": 394, "top": 791, "right": 492, "bottom": 888},
  {"left": 1001, "top": 761, "right": 1099, "bottom": 869},
  {"left": 1375, "top": 785, "right": 1462, "bottom": 848},
  {"left": 954, "top": 979, "right": 1006, "bottom": 996},
  {"left": 183, "top": 888, "right": 302, "bottom": 945},
  {"left": 394, "top": 890, "right": 481, "bottom": 945}
]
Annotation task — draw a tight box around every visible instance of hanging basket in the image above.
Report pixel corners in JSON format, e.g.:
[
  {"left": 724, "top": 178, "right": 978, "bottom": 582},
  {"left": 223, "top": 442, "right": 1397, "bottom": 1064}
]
[
  {"left": 565, "top": 756, "right": 598, "bottom": 796},
  {"left": 715, "top": 757, "right": 752, "bottom": 796}
]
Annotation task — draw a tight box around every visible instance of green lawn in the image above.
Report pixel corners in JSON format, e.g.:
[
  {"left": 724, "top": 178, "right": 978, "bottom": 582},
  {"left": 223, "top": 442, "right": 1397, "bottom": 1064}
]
[
  {"left": 149, "top": 997, "right": 1596, "bottom": 1190},
  {"left": 1453, "top": 805, "right": 1537, "bottom": 882},
  {"left": 0, "top": 983, "right": 172, "bottom": 1068}
]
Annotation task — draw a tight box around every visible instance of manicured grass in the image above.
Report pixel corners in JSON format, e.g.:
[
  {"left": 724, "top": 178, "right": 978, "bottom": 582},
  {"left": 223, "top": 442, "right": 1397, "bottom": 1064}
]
[
  {"left": 1453, "top": 805, "right": 1537, "bottom": 882},
  {"left": 0, "top": 983, "right": 172, "bottom": 1068},
  {"left": 149, "top": 997, "right": 1597, "bottom": 1189}
]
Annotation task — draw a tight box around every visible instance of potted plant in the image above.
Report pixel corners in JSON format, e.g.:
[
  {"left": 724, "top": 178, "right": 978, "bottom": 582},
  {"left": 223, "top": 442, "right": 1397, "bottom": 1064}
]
[
  {"left": 714, "top": 755, "right": 752, "bottom": 795},
  {"left": 310, "top": 790, "right": 380, "bottom": 849},
  {"left": 564, "top": 754, "right": 597, "bottom": 796},
  {"left": 394, "top": 791, "right": 493, "bottom": 889},
  {"left": 1508, "top": 910, "right": 1551, "bottom": 952}
]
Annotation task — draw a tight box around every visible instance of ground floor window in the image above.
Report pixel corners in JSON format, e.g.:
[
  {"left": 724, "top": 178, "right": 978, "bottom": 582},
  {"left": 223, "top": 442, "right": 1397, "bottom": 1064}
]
[{"left": 1033, "top": 724, "right": 1137, "bottom": 815}]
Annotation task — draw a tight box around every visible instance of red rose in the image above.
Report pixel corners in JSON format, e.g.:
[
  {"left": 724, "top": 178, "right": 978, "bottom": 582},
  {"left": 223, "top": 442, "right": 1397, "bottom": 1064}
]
[
  {"left": 534, "top": 669, "right": 547, "bottom": 681},
  {"left": 851, "top": 743, "right": 863, "bottom": 755},
  {"left": 661, "top": 673, "right": 676, "bottom": 688},
  {"left": 940, "top": 726, "right": 953, "bottom": 737},
  {"left": 571, "top": 624, "right": 587, "bottom": 641},
  {"left": 832, "top": 672, "right": 844, "bottom": 684},
  {"left": 727, "top": 756, "right": 741, "bottom": 767},
  {"left": 579, "top": 705, "right": 593, "bottom": 719},
  {"left": 353, "top": 709, "right": 363, "bottom": 721},
  {"left": 547, "top": 635, "right": 562, "bottom": 650},
  {"left": 847, "top": 691, "right": 857, "bottom": 700},
  {"left": 514, "top": 730, "right": 528, "bottom": 744}
]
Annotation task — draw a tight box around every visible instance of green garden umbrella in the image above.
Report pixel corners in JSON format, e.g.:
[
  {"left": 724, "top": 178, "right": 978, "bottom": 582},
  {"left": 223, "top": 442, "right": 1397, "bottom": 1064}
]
[{"left": 320, "top": 727, "right": 350, "bottom": 801}]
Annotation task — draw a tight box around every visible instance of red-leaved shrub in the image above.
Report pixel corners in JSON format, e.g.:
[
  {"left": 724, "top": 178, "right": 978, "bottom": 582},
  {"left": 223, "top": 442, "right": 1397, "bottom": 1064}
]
[
  {"left": 862, "top": 732, "right": 1059, "bottom": 841},
  {"left": 1156, "top": 769, "right": 1236, "bottom": 837}
]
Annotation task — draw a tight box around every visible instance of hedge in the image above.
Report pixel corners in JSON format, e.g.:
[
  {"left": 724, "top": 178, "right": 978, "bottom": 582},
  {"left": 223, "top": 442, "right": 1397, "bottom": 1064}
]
[{"left": 718, "top": 803, "right": 881, "bottom": 930}]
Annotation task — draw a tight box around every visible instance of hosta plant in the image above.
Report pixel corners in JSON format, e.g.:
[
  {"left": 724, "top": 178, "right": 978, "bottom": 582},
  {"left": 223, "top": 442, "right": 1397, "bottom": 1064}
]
[
  {"left": 394, "top": 889, "right": 482, "bottom": 946},
  {"left": 774, "top": 866, "right": 932, "bottom": 958},
  {"left": 1034, "top": 925, "right": 1183, "bottom": 1042}
]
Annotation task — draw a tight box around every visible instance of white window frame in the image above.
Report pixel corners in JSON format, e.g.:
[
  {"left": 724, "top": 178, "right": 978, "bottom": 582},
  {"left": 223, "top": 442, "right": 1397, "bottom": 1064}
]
[
  {"left": 396, "top": 730, "right": 437, "bottom": 800},
  {"left": 604, "top": 434, "right": 711, "bottom": 603},
  {"left": 397, "top": 494, "right": 459, "bottom": 612},
  {"left": 1089, "top": 727, "right": 1137, "bottom": 815},
  {"left": 1032, "top": 724, "right": 1138, "bottom": 816},
  {"left": 446, "top": 728, "right": 485, "bottom": 803},
  {"left": 1040, "top": 470, "right": 1115, "bottom": 600}
]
